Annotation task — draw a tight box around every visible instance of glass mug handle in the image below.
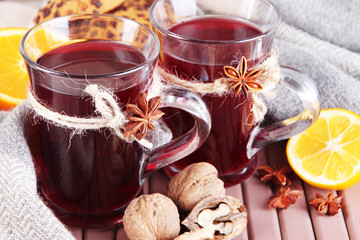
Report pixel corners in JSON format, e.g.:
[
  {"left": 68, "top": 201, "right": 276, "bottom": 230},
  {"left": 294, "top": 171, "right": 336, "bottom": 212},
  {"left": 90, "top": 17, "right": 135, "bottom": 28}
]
[
  {"left": 247, "top": 66, "right": 321, "bottom": 158},
  {"left": 142, "top": 86, "right": 211, "bottom": 178}
]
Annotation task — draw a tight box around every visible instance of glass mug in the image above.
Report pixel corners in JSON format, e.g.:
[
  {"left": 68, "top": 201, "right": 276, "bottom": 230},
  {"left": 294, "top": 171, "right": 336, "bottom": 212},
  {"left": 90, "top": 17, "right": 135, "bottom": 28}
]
[
  {"left": 20, "top": 14, "right": 211, "bottom": 228},
  {"left": 150, "top": 0, "right": 320, "bottom": 186}
]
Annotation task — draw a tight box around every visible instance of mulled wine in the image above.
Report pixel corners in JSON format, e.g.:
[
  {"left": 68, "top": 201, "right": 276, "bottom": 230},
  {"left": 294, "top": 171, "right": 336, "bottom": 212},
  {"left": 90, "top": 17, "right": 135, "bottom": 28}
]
[
  {"left": 151, "top": 0, "right": 320, "bottom": 187},
  {"left": 25, "top": 40, "right": 148, "bottom": 227},
  {"left": 160, "top": 16, "right": 264, "bottom": 185},
  {"left": 22, "top": 14, "right": 212, "bottom": 229}
]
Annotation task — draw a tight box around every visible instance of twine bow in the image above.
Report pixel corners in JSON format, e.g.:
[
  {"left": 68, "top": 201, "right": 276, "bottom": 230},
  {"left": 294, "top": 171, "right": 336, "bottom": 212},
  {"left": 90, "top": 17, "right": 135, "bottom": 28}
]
[
  {"left": 157, "top": 50, "right": 280, "bottom": 122},
  {"left": 27, "top": 84, "right": 153, "bottom": 149}
]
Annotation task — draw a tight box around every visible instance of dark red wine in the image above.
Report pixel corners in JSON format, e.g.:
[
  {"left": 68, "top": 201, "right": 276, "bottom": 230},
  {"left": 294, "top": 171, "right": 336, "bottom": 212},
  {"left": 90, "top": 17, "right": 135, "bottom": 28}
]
[
  {"left": 161, "top": 17, "right": 263, "bottom": 185},
  {"left": 24, "top": 40, "right": 149, "bottom": 227},
  {"left": 36, "top": 40, "right": 144, "bottom": 76},
  {"left": 167, "top": 16, "right": 262, "bottom": 41}
]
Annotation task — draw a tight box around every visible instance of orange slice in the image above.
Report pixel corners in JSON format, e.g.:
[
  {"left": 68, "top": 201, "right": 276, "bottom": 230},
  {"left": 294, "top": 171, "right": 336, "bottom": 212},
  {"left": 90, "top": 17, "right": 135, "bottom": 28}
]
[
  {"left": 286, "top": 108, "right": 360, "bottom": 190},
  {"left": 24, "top": 27, "right": 73, "bottom": 61},
  {"left": 0, "top": 27, "right": 29, "bottom": 110}
]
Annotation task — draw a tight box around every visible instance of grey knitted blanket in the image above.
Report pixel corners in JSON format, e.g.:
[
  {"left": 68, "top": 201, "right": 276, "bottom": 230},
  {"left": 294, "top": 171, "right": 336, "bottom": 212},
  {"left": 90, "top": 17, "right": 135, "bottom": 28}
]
[
  {"left": 0, "top": 0, "right": 359, "bottom": 239},
  {"left": 268, "top": 0, "right": 360, "bottom": 120}
]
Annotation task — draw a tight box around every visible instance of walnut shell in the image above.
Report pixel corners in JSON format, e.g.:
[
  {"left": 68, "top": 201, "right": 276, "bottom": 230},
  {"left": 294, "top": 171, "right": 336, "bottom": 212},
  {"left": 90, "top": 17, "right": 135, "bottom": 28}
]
[
  {"left": 123, "top": 193, "right": 180, "bottom": 240},
  {"left": 181, "top": 195, "right": 248, "bottom": 240},
  {"left": 167, "top": 162, "right": 226, "bottom": 211}
]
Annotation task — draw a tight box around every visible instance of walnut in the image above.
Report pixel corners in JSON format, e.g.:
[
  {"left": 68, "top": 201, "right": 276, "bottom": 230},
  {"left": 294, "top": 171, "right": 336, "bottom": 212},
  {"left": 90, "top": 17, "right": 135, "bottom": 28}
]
[
  {"left": 123, "top": 193, "right": 180, "bottom": 240},
  {"left": 167, "top": 162, "right": 226, "bottom": 211},
  {"left": 176, "top": 195, "right": 248, "bottom": 240}
]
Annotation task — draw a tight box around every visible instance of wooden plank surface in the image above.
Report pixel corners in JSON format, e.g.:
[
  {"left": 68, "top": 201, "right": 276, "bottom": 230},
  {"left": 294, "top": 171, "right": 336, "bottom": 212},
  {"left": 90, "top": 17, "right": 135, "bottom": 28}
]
[
  {"left": 70, "top": 141, "right": 360, "bottom": 240},
  {"left": 340, "top": 183, "right": 360, "bottom": 240},
  {"left": 304, "top": 186, "right": 349, "bottom": 240},
  {"left": 242, "top": 149, "right": 282, "bottom": 240},
  {"left": 265, "top": 141, "right": 315, "bottom": 240}
]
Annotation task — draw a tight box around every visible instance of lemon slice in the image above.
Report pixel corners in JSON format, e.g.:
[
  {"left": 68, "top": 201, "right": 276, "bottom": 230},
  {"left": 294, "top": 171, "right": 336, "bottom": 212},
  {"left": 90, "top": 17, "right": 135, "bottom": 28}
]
[{"left": 287, "top": 108, "right": 360, "bottom": 190}]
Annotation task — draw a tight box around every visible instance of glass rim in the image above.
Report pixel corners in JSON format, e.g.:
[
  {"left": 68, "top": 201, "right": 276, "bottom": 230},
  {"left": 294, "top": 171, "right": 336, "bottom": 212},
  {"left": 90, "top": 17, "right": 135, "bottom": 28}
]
[
  {"left": 149, "top": 0, "right": 281, "bottom": 44},
  {"left": 20, "top": 13, "right": 160, "bottom": 79}
]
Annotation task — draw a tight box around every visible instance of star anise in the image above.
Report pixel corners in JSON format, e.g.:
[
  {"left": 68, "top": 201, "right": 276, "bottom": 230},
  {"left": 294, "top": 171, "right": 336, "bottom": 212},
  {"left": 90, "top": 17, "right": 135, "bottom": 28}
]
[
  {"left": 267, "top": 187, "right": 303, "bottom": 209},
  {"left": 257, "top": 165, "right": 293, "bottom": 187},
  {"left": 124, "top": 92, "right": 165, "bottom": 141},
  {"left": 224, "top": 56, "right": 263, "bottom": 98},
  {"left": 308, "top": 192, "right": 343, "bottom": 216}
]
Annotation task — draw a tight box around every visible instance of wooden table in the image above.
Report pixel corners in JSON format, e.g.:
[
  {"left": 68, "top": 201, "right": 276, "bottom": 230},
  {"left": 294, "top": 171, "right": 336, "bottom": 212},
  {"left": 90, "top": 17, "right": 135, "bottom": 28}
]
[{"left": 68, "top": 141, "right": 360, "bottom": 240}]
